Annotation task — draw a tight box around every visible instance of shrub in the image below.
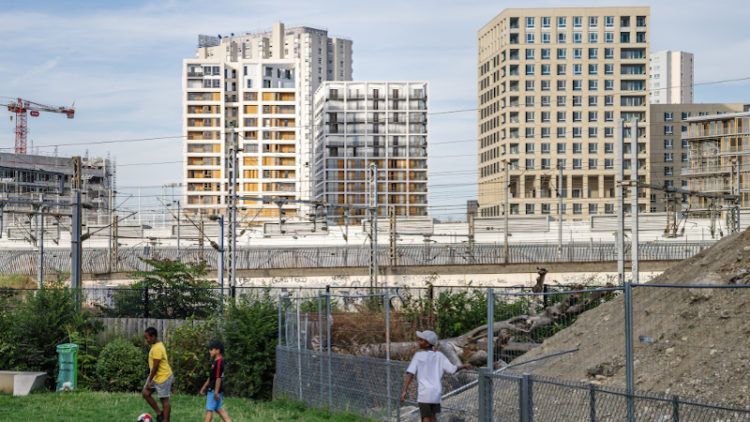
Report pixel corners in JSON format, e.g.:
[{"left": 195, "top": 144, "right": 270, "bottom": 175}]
[
  {"left": 96, "top": 338, "right": 145, "bottom": 392},
  {"left": 223, "top": 294, "right": 278, "bottom": 399},
  {"left": 0, "top": 287, "right": 100, "bottom": 389},
  {"left": 168, "top": 319, "right": 219, "bottom": 394}
]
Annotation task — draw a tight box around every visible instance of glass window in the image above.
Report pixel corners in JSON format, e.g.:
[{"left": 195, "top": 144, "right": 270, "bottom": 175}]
[
  {"left": 525, "top": 204, "right": 535, "bottom": 215},
  {"left": 621, "top": 16, "right": 630, "bottom": 27},
  {"left": 557, "top": 143, "right": 566, "bottom": 153},
  {"left": 558, "top": 16, "right": 567, "bottom": 27},
  {"left": 605, "top": 80, "right": 614, "bottom": 90},
  {"left": 527, "top": 32, "right": 535, "bottom": 43},
  {"left": 589, "top": 204, "right": 598, "bottom": 215},
  {"left": 557, "top": 82, "right": 566, "bottom": 92},
  {"left": 605, "top": 111, "right": 614, "bottom": 121},
  {"left": 589, "top": 143, "right": 598, "bottom": 153},
  {"left": 557, "top": 48, "right": 567, "bottom": 59},
  {"left": 558, "top": 32, "right": 567, "bottom": 43},
  {"left": 589, "top": 95, "right": 598, "bottom": 106},
  {"left": 525, "top": 111, "right": 535, "bottom": 122},
  {"left": 573, "top": 127, "right": 583, "bottom": 138},
  {"left": 557, "top": 127, "right": 566, "bottom": 138},
  {"left": 588, "top": 48, "right": 598, "bottom": 59},
  {"left": 605, "top": 32, "right": 614, "bottom": 43},
  {"left": 541, "top": 127, "right": 551, "bottom": 138},
  {"left": 636, "top": 16, "right": 646, "bottom": 27},
  {"left": 588, "top": 158, "right": 598, "bottom": 169},
  {"left": 557, "top": 111, "right": 566, "bottom": 122},
  {"left": 526, "top": 49, "right": 535, "bottom": 59},
  {"left": 681, "top": 111, "right": 691, "bottom": 120},
  {"left": 605, "top": 159, "right": 614, "bottom": 169},
  {"left": 542, "top": 16, "right": 551, "bottom": 27},
  {"left": 573, "top": 95, "right": 582, "bottom": 106},
  {"left": 573, "top": 16, "right": 582, "bottom": 28},
  {"left": 589, "top": 80, "right": 598, "bottom": 91},
  {"left": 573, "top": 143, "right": 582, "bottom": 153},
  {"left": 541, "top": 48, "right": 551, "bottom": 59},
  {"left": 573, "top": 80, "right": 583, "bottom": 91},
  {"left": 605, "top": 95, "right": 614, "bottom": 106},
  {"left": 541, "top": 80, "right": 551, "bottom": 90},
  {"left": 541, "top": 143, "right": 551, "bottom": 153},
  {"left": 557, "top": 64, "right": 566, "bottom": 75},
  {"left": 525, "top": 143, "right": 535, "bottom": 153},
  {"left": 573, "top": 64, "right": 583, "bottom": 75},
  {"left": 541, "top": 96, "right": 550, "bottom": 106},
  {"left": 573, "top": 32, "right": 582, "bottom": 43},
  {"left": 525, "top": 127, "right": 535, "bottom": 137},
  {"left": 620, "top": 32, "right": 630, "bottom": 43},
  {"left": 525, "top": 64, "right": 535, "bottom": 75},
  {"left": 541, "top": 158, "right": 551, "bottom": 169},
  {"left": 588, "top": 127, "right": 598, "bottom": 138},
  {"left": 526, "top": 17, "right": 535, "bottom": 28},
  {"left": 542, "top": 111, "right": 550, "bottom": 122},
  {"left": 605, "top": 127, "right": 614, "bottom": 138},
  {"left": 573, "top": 48, "right": 582, "bottom": 59},
  {"left": 605, "top": 143, "right": 614, "bottom": 153},
  {"left": 573, "top": 111, "right": 582, "bottom": 121},
  {"left": 605, "top": 16, "right": 614, "bottom": 27},
  {"left": 589, "top": 32, "right": 598, "bottom": 43},
  {"left": 589, "top": 111, "right": 598, "bottom": 122},
  {"left": 541, "top": 64, "right": 551, "bottom": 75},
  {"left": 525, "top": 80, "right": 535, "bottom": 91},
  {"left": 664, "top": 152, "right": 673, "bottom": 162},
  {"left": 589, "top": 16, "right": 598, "bottom": 27},
  {"left": 542, "top": 32, "right": 551, "bottom": 44},
  {"left": 604, "top": 63, "right": 614, "bottom": 74},
  {"left": 525, "top": 159, "right": 535, "bottom": 169},
  {"left": 589, "top": 64, "right": 598, "bottom": 75},
  {"left": 664, "top": 112, "right": 674, "bottom": 121},
  {"left": 573, "top": 158, "right": 582, "bottom": 169},
  {"left": 604, "top": 48, "right": 614, "bottom": 58},
  {"left": 525, "top": 96, "right": 534, "bottom": 106},
  {"left": 636, "top": 32, "right": 646, "bottom": 43}
]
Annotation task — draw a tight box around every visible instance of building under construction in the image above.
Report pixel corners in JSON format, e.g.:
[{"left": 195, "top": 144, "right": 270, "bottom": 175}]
[{"left": 0, "top": 152, "right": 114, "bottom": 241}]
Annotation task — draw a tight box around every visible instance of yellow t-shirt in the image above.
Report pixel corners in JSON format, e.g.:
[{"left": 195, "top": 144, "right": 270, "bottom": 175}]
[{"left": 148, "top": 342, "right": 173, "bottom": 384}]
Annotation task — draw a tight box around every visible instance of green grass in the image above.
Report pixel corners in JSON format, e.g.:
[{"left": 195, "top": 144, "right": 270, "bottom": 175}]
[{"left": 0, "top": 391, "right": 368, "bottom": 421}]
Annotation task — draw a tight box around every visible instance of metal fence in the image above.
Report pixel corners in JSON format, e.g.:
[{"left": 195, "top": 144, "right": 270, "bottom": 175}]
[
  {"left": 0, "top": 241, "right": 713, "bottom": 275},
  {"left": 274, "top": 284, "right": 750, "bottom": 421}
]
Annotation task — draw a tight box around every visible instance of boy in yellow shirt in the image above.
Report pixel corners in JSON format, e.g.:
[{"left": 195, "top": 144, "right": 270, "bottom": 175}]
[{"left": 142, "top": 327, "right": 174, "bottom": 422}]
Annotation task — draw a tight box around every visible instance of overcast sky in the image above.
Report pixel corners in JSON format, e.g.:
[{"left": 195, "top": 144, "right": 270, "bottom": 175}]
[{"left": 1, "top": 0, "right": 748, "bottom": 219}]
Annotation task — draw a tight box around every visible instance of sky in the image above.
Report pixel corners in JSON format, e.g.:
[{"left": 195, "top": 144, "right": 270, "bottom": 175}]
[{"left": 0, "top": 0, "right": 749, "bottom": 220}]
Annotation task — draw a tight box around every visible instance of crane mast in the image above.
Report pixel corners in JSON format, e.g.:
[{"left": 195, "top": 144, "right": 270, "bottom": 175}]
[{"left": 6, "top": 98, "right": 75, "bottom": 154}]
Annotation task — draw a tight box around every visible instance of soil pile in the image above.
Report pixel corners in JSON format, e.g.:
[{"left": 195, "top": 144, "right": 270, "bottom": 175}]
[{"left": 511, "top": 230, "right": 750, "bottom": 406}]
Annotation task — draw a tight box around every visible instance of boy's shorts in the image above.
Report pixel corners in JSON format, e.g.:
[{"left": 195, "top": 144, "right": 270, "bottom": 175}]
[
  {"left": 145, "top": 375, "right": 174, "bottom": 398},
  {"left": 206, "top": 391, "right": 223, "bottom": 411},
  {"left": 419, "top": 402, "right": 441, "bottom": 418}
]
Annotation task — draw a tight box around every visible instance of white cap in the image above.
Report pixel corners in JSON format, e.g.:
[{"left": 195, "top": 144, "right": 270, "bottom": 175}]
[{"left": 416, "top": 330, "right": 438, "bottom": 346}]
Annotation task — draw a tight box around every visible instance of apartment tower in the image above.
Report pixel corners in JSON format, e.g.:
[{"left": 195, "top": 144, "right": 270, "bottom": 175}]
[
  {"left": 649, "top": 50, "right": 694, "bottom": 104},
  {"left": 183, "top": 23, "right": 353, "bottom": 219},
  {"left": 477, "top": 7, "right": 651, "bottom": 218},
  {"left": 313, "top": 81, "right": 428, "bottom": 221}
]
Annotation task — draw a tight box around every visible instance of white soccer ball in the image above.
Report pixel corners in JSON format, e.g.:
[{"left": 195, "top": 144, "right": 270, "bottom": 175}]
[{"left": 137, "top": 414, "right": 152, "bottom": 422}]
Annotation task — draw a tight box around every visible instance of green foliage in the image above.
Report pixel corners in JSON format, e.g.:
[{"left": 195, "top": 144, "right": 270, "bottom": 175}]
[
  {"left": 67, "top": 329, "right": 101, "bottom": 389},
  {"left": 168, "top": 319, "right": 218, "bottom": 394},
  {"left": 434, "top": 289, "right": 488, "bottom": 338},
  {"left": 95, "top": 338, "right": 145, "bottom": 392},
  {"left": 223, "top": 294, "right": 278, "bottom": 399},
  {"left": 108, "top": 259, "right": 219, "bottom": 318},
  {"left": 0, "top": 287, "right": 100, "bottom": 389}
]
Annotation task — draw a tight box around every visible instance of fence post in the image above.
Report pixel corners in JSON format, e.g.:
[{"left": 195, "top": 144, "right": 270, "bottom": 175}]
[
  {"left": 277, "top": 293, "right": 283, "bottom": 346},
  {"left": 143, "top": 285, "right": 149, "bottom": 319},
  {"left": 671, "top": 395, "right": 680, "bottom": 422},
  {"left": 624, "top": 282, "right": 635, "bottom": 422},
  {"left": 384, "top": 289, "right": 392, "bottom": 420},
  {"left": 487, "top": 288, "right": 494, "bottom": 369},
  {"left": 318, "top": 292, "right": 324, "bottom": 405},
  {"left": 478, "top": 368, "right": 492, "bottom": 422},
  {"left": 589, "top": 383, "right": 597, "bottom": 422},
  {"left": 326, "top": 285, "right": 332, "bottom": 409},
  {"left": 520, "top": 373, "right": 533, "bottom": 422},
  {"left": 296, "top": 294, "right": 302, "bottom": 401}
]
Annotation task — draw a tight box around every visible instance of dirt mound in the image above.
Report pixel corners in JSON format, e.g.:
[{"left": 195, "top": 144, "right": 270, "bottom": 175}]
[{"left": 511, "top": 230, "right": 750, "bottom": 406}]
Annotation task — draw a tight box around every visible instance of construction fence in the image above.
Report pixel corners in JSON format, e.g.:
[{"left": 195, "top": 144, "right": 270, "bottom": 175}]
[{"left": 273, "top": 284, "right": 750, "bottom": 421}]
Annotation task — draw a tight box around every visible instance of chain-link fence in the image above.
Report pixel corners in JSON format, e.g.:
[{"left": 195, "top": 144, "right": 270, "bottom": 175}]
[{"left": 274, "top": 284, "right": 750, "bottom": 421}]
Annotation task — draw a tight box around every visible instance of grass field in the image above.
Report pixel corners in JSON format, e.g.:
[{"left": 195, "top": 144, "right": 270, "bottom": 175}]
[{"left": 0, "top": 391, "right": 367, "bottom": 421}]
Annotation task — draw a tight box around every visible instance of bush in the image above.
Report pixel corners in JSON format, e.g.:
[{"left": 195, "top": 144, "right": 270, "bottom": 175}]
[
  {"left": 168, "top": 319, "right": 218, "bottom": 394},
  {"left": 0, "top": 287, "right": 101, "bottom": 389},
  {"left": 96, "top": 338, "right": 145, "bottom": 392},
  {"left": 224, "top": 294, "right": 278, "bottom": 399}
]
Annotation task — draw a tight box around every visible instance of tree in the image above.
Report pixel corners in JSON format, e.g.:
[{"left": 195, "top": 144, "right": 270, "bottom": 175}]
[{"left": 109, "top": 259, "right": 219, "bottom": 319}]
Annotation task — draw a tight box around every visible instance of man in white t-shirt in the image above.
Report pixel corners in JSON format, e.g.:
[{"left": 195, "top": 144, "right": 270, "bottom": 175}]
[{"left": 400, "top": 330, "right": 471, "bottom": 421}]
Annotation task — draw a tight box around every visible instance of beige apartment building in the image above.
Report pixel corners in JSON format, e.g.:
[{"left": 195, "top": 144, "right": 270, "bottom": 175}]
[
  {"left": 477, "top": 7, "right": 651, "bottom": 218},
  {"left": 685, "top": 111, "right": 750, "bottom": 209},
  {"left": 183, "top": 23, "right": 353, "bottom": 220},
  {"left": 649, "top": 103, "right": 746, "bottom": 211},
  {"left": 313, "top": 81, "right": 429, "bottom": 222},
  {"left": 649, "top": 50, "right": 694, "bottom": 104}
]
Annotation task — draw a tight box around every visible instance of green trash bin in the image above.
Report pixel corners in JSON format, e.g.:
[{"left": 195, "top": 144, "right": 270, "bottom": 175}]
[{"left": 56, "top": 343, "right": 79, "bottom": 391}]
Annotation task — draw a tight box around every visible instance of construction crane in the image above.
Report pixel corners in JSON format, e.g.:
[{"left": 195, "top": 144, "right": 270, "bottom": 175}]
[{"left": 6, "top": 98, "right": 75, "bottom": 154}]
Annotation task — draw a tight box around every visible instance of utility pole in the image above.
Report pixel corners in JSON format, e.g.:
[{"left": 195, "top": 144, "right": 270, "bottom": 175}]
[
  {"left": 557, "top": 165, "right": 564, "bottom": 259},
  {"left": 111, "top": 215, "right": 119, "bottom": 271},
  {"left": 227, "top": 132, "right": 239, "bottom": 297},
  {"left": 71, "top": 156, "right": 82, "bottom": 305},
  {"left": 467, "top": 212, "right": 475, "bottom": 263},
  {"left": 198, "top": 216, "right": 205, "bottom": 261},
  {"left": 389, "top": 205, "right": 397, "bottom": 267},
  {"left": 368, "top": 163, "right": 378, "bottom": 291},
  {"left": 615, "top": 120, "right": 625, "bottom": 285},
  {"left": 37, "top": 200, "right": 45, "bottom": 288},
  {"left": 217, "top": 215, "right": 225, "bottom": 309},
  {"left": 630, "top": 119, "right": 639, "bottom": 284},
  {"left": 176, "top": 200, "right": 181, "bottom": 260},
  {"left": 503, "top": 159, "right": 510, "bottom": 263}
]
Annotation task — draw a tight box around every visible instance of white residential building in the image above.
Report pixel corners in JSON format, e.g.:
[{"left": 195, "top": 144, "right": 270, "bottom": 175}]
[
  {"left": 649, "top": 50, "right": 694, "bottom": 104},
  {"left": 313, "top": 81, "right": 429, "bottom": 222},
  {"left": 183, "top": 23, "right": 353, "bottom": 220}
]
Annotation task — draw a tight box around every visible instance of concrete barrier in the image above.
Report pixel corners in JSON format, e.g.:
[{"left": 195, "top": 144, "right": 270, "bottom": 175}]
[{"left": 0, "top": 371, "right": 47, "bottom": 396}]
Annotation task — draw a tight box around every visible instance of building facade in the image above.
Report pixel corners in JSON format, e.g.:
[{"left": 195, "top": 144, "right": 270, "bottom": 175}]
[
  {"left": 183, "top": 23, "right": 353, "bottom": 220},
  {"left": 649, "top": 50, "right": 693, "bottom": 104},
  {"left": 685, "top": 111, "right": 750, "bottom": 209},
  {"left": 478, "top": 7, "right": 651, "bottom": 218},
  {"left": 313, "top": 81, "right": 428, "bottom": 221},
  {"left": 649, "top": 103, "right": 746, "bottom": 211}
]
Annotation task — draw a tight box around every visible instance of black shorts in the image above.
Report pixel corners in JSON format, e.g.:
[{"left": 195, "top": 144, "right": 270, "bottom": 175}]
[{"left": 419, "top": 402, "right": 441, "bottom": 417}]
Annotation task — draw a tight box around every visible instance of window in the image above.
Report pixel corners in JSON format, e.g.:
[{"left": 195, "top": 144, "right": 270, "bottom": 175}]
[
  {"left": 526, "top": 17, "right": 535, "bottom": 28},
  {"left": 557, "top": 143, "right": 566, "bottom": 153},
  {"left": 681, "top": 111, "right": 691, "bottom": 120},
  {"left": 588, "top": 111, "right": 598, "bottom": 122},
  {"left": 541, "top": 127, "right": 551, "bottom": 138},
  {"left": 603, "top": 158, "right": 614, "bottom": 169},
  {"left": 664, "top": 112, "right": 674, "bottom": 121},
  {"left": 557, "top": 48, "right": 567, "bottom": 59},
  {"left": 682, "top": 139, "right": 689, "bottom": 148},
  {"left": 620, "top": 32, "right": 630, "bottom": 43},
  {"left": 605, "top": 32, "right": 614, "bottom": 43},
  {"left": 557, "top": 82, "right": 566, "bottom": 92},
  {"left": 541, "top": 143, "right": 551, "bottom": 153},
  {"left": 525, "top": 111, "right": 535, "bottom": 122},
  {"left": 636, "top": 32, "right": 646, "bottom": 43},
  {"left": 589, "top": 16, "right": 598, "bottom": 27},
  {"left": 525, "top": 127, "right": 535, "bottom": 137},
  {"left": 588, "top": 159, "right": 598, "bottom": 169},
  {"left": 542, "top": 204, "right": 551, "bottom": 214},
  {"left": 573, "top": 48, "right": 582, "bottom": 59},
  {"left": 557, "top": 64, "right": 567, "bottom": 75},
  {"left": 589, "top": 143, "right": 598, "bottom": 153},
  {"left": 621, "top": 16, "right": 630, "bottom": 27},
  {"left": 605, "top": 80, "right": 614, "bottom": 90},
  {"left": 573, "top": 111, "right": 582, "bottom": 122},
  {"left": 525, "top": 143, "right": 535, "bottom": 153},
  {"left": 542, "top": 111, "right": 551, "bottom": 122},
  {"left": 605, "top": 127, "right": 614, "bottom": 138},
  {"left": 664, "top": 167, "right": 673, "bottom": 176},
  {"left": 589, "top": 32, "right": 598, "bottom": 43},
  {"left": 525, "top": 64, "right": 535, "bottom": 75},
  {"left": 557, "top": 158, "right": 567, "bottom": 169},
  {"left": 636, "top": 15, "right": 646, "bottom": 27},
  {"left": 558, "top": 16, "right": 567, "bottom": 27},
  {"left": 541, "top": 80, "right": 551, "bottom": 91},
  {"left": 510, "top": 143, "right": 520, "bottom": 154},
  {"left": 605, "top": 95, "right": 614, "bottom": 106},
  {"left": 573, "top": 16, "right": 582, "bottom": 28},
  {"left": 573, "top": 159, "right": 582, "bottom": 169},
  {"left": 589, "top": 95, "right": 598, "bottom": 106},
  {"left": 605, "top": 16, "right": 614, "bottom": 27},
  {"left": 605, "top": 111, "right": 614, "bottom": 121},
  {"left": 573, "top": 64, "right": 583, "bottom": 75},
  {"left": 541, "top": 96, "right": 551, "bottom": 106},
  {"left": 527, "top": 32, "right": 535, "bottom": 43},
  {"left": 682, "top": 152, "right": 688, "bottom": 163},
  {"left": 573, "top": 32, "right": 582, "bottom": 43},
  {"left": 589, "top": 80, "right": 598, "bottom": 91},
  {"left": 589, "top": 204, "right": 599, "bottom": 215},
  {"left": 588, "top": 127, "right": 598, "bottom": 138},
  {"left": 605, "top": 143, "right": 614, "bottom": 153},
  {"left": 525, "top": 80, "right": 535, "bottom": 91},
  {"left": 541, "top": 64, "right": 551, "bottom": 75},
  {"left": 525, "top": 204, "right": 535, "bottom": 215},
  {"left": 573, "top": 80, "right": 583, "bottom": 91},
  {"left": 573, "top": 95, "right": 582, "bottom": 106},
  {"left": 541, "top": 48, "right": 551, "bottom": 59},
  {"left": 664, "top": 152, "right": 674, "bottom": 162},
  {"left": 588, "top": 48, "right": 598, "bottom": 59},
  {"left": 542, "top": 16, "right": 551, "bottom": 27},
  {"left": 664, "top": 125, "right": 674, "bottom": 135},
  {"left": 605, "top": 63, "right": 614, "bottom": 74},
  {"left": 573, "top": 143, "right": 582, "bottom": 153},
  {"left": 573, "top": 127, "right": 583, "bottom": 138},
  {"left": 525, "top": 159, "right": 535, "bottom": 169},
  {"left": 557, "top": 127, "right": 566, "bottom": 138},
  {"left": 557, "top": 111, "right": 566, "bottom": 122},
  {"left": 525, "top": 96, "right": 534, "bottom": 106},
  {"left": 604, "top": 48, "right": 614, "bottom": 59},
  {"left": 526, "top": 49, "right": 535, "bottom": 59},
  {"left": 558, "top": 32, "right": 567, "bottom": 43},
  {"left": 589, "top": 64, "right": 598, "bottom": 75},
  {"left": 541, "top": 158, "right": 551, "bottom": 169},
  {"left": 542, "top": 32, "right": 551, "bottom": 44}
]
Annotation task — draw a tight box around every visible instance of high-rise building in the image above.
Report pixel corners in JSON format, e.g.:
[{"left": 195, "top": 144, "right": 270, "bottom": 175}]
[
  {"left": 477, "top": 7, "right": 651, "bottom": 218},
  {"left": 313, "top": 81, "right": 428, "bottom": 221},
  {"left": 649, "top": 103, "right": 746, "bottom": 211},
  {"left": 183, "top": 23, "right": 353, "bottom": 220},
  {"left": 649, "top": 50, "right": 693, "bottom": 104},
  {"left": 685, "top": 111, "right": 750, "bottom": 209}
]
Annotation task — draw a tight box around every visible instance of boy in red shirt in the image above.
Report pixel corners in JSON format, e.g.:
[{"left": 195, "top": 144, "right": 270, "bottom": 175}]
[{"left": 200, "top": 341, "right": 231, "bottom": 422}]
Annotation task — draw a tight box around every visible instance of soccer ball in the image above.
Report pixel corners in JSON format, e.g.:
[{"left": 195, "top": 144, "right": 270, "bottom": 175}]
[{"left": 137, "top": 414, "right": 152, "bottom": 422}]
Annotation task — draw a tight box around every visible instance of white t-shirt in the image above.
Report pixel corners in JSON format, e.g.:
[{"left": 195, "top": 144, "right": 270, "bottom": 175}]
[{"left": 406, "top": 350, "right": 458, "bottom": 404}]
